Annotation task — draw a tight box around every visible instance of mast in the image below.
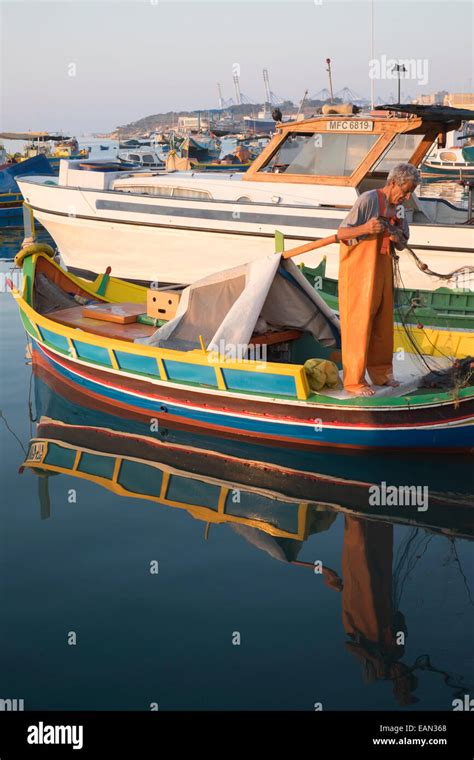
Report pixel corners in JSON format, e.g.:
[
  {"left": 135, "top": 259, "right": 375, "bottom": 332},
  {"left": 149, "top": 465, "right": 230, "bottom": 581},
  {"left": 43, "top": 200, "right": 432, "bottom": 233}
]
[
  {"left": 296, "top": 89, "right": 309, "bottom": 119},
  {"left": 370, "top": 0, "right": 375, "bottom": 110},
  {"left": 217, "top": 82, "right": 224, "bottom": 110},
  {"left": 263, "top": 68, "right": 272, "bottom": 107},
  {"left": 233, "top": 72, "right": 242, "bottom": 106},
  {"left": 326, "top": 58, "right": 334, "bottom": 103}
]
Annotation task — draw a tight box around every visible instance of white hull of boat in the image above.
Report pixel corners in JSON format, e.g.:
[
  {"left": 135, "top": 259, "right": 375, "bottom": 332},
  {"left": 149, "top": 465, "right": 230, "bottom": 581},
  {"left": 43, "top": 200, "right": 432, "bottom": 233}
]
[{"left": 19, "top": 178, "right": 474, "bottom": 290}]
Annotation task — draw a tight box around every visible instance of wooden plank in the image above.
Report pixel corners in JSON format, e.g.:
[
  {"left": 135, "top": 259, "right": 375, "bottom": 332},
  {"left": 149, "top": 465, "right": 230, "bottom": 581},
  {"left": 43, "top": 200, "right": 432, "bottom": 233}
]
[
  {"left": 82, "top": 302, "right": 146, "bottom": 324},
  {"left": 50, "top": 306, "right": 156, "bottom": 342},
  {"left": 249, "top": 329, "right": 302, "bottom": 346}
]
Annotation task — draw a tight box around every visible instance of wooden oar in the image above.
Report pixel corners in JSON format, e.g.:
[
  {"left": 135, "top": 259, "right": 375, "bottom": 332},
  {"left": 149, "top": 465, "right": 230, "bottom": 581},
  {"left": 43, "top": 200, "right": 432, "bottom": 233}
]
[{"left": 281, "top": 234, "right": 339, "bottom": 260}]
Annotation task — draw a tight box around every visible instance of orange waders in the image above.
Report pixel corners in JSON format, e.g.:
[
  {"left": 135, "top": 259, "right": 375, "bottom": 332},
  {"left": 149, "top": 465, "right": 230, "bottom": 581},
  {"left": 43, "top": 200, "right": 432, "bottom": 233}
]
[{"left": 338, "top": 190, "right": 400, "bottom": 393}]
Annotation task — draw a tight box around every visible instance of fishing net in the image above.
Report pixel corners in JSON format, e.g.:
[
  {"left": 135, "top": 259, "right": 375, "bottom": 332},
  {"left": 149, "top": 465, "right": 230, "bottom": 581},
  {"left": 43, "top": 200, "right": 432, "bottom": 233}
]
[{"left": 388, "top": 230, "right": 474, "bottom": 393}]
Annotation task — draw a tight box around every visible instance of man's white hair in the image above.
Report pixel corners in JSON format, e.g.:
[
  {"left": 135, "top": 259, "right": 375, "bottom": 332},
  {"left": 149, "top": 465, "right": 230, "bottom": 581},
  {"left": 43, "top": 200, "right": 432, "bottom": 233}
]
[{"left": 387, "top": 163, "right": 420, "bottom": 187}]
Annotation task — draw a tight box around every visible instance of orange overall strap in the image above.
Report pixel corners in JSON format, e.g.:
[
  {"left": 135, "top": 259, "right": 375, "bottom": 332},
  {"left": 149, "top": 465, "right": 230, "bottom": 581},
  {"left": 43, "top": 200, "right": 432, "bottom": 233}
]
[{"left": 376, "top": 189, "right": 401, "bottom": 255}]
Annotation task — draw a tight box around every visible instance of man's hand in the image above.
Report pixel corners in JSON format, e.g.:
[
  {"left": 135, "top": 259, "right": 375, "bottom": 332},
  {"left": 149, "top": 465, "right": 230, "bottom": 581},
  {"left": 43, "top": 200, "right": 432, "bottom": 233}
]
[{"left": 365, "top": 217, "right": 385, "bottom": 235}]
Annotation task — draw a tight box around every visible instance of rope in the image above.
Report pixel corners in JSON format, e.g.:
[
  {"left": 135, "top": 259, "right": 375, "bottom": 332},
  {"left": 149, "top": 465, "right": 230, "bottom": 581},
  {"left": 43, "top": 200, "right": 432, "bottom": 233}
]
[
  {"left": 392, "top": 252, "right": 451, "bottom": 373},
  {"left": 401, "top": 244, "right": 474, "bottom": 283}
]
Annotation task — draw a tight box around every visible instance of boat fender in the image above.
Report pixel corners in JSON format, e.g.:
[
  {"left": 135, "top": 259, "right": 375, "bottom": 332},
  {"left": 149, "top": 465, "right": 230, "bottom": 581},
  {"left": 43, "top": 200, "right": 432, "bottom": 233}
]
[{"left": 15, "top": 243, "right": 55, "bottom": 267}]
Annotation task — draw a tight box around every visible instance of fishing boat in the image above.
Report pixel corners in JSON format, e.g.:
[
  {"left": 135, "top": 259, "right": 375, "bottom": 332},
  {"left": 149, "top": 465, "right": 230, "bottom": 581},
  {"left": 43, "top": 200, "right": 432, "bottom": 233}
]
[
  {"left": 0, "top": 132, "right": 89, "bottom": 174},
  {"left": 119, "top": 139, "right": 152, "bottom": 149},
  {"left": 242, "top": 107, "right": 280, "bottom": 135},
  {"left": 302, "top": 257, "right": 474, "bottom": 330},
  {"left": 9, "top": 247, "right": 474, "bottom": 451},
  {"left": 180, "top": 134, "right": 221, "bottom": 161},
  {"left": 0, "top": 154, "right": 55, "bottom": 223},
  {"left": 15, "top": 105, "right": 474, "bottom": 289},
  {"left": 421, "top": 145, "right": 474, "bottom": 179},
  {"left": 117, "top": 148, "right": 165, "bottom": 168}
]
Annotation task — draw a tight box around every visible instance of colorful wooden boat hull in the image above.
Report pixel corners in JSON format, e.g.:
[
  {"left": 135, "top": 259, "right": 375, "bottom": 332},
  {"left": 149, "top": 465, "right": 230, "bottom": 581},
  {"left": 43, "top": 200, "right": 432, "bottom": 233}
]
[
  {"left": 0, "top": 192, "right": 23, "bottom": 220},
  {"left": 31, "top": 342, "right": 474, "bottom": 452},
  {"left": 12, "top": 252, "right": 474, "bottom": 453}
]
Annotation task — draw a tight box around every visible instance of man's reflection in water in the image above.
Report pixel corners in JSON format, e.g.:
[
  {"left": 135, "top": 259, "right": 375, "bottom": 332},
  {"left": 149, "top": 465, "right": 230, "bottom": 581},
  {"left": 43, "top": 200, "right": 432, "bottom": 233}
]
[
  {"left": 234, "top": 509, "right": 418, "bottom": 705},
  {"left": 338, "top": 517, "right": 418, "bottom": 706}
]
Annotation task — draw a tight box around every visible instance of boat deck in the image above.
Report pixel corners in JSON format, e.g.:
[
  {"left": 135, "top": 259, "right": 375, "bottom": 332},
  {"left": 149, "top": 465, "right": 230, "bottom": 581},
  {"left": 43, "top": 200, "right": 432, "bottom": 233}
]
[
  {"left": 49, "top": 304, "right": 303, "bottom": 348},
  {"left": 49, "top": 305, "right": 156, "bottom": 342}
]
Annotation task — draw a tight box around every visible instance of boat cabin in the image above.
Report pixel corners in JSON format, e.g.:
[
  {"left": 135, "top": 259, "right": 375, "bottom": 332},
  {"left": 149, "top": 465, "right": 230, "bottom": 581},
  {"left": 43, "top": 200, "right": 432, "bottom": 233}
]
[{"left": 243, "top": 109, "right": 465, "bottom": 193}]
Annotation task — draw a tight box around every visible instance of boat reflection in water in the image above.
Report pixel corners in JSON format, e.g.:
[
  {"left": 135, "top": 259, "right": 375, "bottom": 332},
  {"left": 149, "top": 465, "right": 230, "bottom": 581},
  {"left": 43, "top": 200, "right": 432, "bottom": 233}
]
[{"left": 22, "top": 358, "right": 473, "bottom": 707}]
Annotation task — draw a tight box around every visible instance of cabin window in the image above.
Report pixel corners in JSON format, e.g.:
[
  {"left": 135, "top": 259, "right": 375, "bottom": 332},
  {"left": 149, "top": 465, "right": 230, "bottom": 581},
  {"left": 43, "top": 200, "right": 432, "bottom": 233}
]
[
  {"left": 259, "top": 132, "right": 379, "bottom": 176},
  {"left": 115, "top": 184, "right": 212, "bottom": 199},
  {"left": 370, "top": 133, "right": 424, "bottom": 173},
  {"left": 129, "top": 154, "right": 140, "bottom": 161},
  {"left": 171, "top": 187, "right": 212, "bottom": 199},
  {"left": 142, "top": 154, "right": 155, "bottom": 163}
]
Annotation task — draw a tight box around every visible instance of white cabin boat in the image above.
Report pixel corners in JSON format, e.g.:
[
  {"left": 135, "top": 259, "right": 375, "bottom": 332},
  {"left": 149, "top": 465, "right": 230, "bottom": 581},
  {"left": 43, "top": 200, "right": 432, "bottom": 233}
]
[
  {"left": 117, "top": 148, "right": 165, "bottom": 168},
  {"left": 17, "top": 106, "right": 474, "bottom": 289}
]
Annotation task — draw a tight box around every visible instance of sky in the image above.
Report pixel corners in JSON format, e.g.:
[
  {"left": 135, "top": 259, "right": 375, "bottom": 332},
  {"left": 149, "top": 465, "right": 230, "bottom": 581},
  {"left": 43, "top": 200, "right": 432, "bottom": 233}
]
[{"left": 1, "top": 0, "right": 473, "bottom": 134}]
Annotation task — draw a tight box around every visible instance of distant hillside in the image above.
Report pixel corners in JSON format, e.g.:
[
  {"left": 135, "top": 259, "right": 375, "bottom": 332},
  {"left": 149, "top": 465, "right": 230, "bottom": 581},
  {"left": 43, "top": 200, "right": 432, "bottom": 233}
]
[
  {"left": 111, "top": 98, "right": 347, "bottom": 138},
  {"left": 112, "top": 102, "right": 298, "bottom": 137}
]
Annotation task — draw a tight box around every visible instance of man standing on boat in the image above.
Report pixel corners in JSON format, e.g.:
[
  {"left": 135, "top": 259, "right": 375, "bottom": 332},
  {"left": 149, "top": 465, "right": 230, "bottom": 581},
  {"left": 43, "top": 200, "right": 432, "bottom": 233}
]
[{"left": 336, "top": 163, "right": 420, "bottom": 396}]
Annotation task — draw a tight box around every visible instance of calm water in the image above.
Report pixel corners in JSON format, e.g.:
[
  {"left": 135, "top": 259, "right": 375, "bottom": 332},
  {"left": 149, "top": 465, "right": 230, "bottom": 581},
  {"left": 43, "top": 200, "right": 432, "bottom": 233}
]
[{"left": 0, "top": 182, "right": 473, "bottom": 711}]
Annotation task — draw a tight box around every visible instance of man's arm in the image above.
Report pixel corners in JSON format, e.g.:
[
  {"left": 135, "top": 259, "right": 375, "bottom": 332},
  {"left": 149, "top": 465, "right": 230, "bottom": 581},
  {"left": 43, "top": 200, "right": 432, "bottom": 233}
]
[{"left": 338, "top": 217, "right": 385, "bottom": 241}]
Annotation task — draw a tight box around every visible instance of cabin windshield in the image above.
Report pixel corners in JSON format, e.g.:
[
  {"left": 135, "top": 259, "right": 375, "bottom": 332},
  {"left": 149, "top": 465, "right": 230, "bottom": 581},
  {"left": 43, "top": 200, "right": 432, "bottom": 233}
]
[
  {"left": 369, "top": 133, "right": 424, "bottom": 173},
  {"left": 259, "top": 132, "right": 380, "bottom": 176}
]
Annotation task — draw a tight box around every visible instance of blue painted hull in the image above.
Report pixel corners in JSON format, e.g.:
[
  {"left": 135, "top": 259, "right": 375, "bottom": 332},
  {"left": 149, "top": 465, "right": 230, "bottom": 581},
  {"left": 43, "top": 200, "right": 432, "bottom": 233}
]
[{"left": 33, "top": 341, "right": 474, "bottom": 452}]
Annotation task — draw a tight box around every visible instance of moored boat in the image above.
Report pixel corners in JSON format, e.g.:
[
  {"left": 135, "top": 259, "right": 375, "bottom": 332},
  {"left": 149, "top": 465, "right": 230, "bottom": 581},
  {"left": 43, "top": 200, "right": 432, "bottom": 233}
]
[
  {"left": 0, "top": 154, "right": 55, "bottom": 223},
  {"left": 16, "top": 105, "right": 474, "bottom": 289},
  {"left": 421, "top": 145, "right": 474, "bottom": 178},
  {"left": 9, "top": 247, "right": 474, "bottom": 452},
  {"left": 117, "top": 148, "right": 165, "bottom": 168},
  {"left": 0, "top": 132, "right": 89, "bottom": 174}
]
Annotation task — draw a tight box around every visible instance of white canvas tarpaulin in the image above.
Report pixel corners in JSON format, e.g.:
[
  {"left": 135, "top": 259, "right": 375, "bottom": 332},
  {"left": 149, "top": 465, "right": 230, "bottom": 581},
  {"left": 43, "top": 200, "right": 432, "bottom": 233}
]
[{"left": 138, "top": 254, "right": 340, "bottom": 353}]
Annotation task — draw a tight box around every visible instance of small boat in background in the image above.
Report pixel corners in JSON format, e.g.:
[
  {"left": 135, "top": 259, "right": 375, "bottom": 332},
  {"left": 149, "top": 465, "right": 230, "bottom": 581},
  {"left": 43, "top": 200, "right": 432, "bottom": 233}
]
[
  {"left": 179, "top": 133, "right": 221, "bottom": 162},
  {"left": 99, "top": 145, "right": 109, "bottom": 151},
  {"left": 0, "top": 154, "right": 55, "bottom": 223},
  {"left": 117, "top": 148, "right": 164, "bottom": 168},
  {"left": 118, "top": 139, "right": 151, "bottom": 149},
  {"left": 0, "top": 131, "right": 89, "bottom": 173},
  {"left": 421, "top": 146, "right": 474, "bottom": 178}
]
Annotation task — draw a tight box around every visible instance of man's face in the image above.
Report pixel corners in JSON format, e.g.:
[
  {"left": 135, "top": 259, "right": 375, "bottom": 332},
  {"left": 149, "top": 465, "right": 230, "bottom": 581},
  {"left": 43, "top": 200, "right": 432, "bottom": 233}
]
[{"left": 388, "top": 180, "right": 417, "bottom": 205}]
